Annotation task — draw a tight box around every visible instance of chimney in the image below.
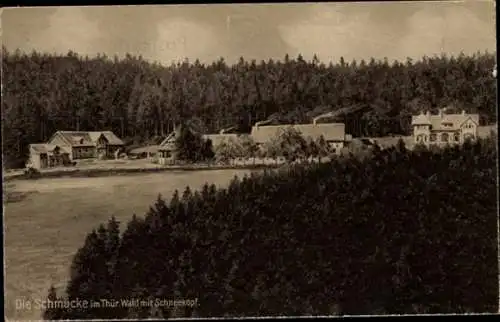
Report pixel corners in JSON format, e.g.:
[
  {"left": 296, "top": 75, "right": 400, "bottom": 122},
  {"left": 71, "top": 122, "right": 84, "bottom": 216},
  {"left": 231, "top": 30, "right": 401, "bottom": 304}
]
[
  {"left": 461, "top": 110, "right": 466, "bottom": 116},
  {"left": 439, "top": 109, "right": 444, "bottom": 118},
  {"left": 425, "top": 111, "right": 430, "bottom": 118},
  {"left": 255, "top": 119, "right": 272, "bottom": 128},
  {"left": 312, "top": 111, "right": 336, "bottom": 125}
]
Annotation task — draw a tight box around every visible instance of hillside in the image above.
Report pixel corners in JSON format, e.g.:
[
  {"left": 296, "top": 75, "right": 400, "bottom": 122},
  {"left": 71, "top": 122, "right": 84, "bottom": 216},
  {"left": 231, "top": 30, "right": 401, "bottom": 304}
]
[
  {"left": 2, "top": 48, "right": 496, "bottom": 168},
  {"left": 44, "top": 138, "right": 498, "bottom": 319}
]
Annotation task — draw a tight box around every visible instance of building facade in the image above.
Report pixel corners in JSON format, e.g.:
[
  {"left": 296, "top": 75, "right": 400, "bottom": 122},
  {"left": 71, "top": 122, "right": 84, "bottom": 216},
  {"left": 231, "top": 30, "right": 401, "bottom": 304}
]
[
  {"left": 28, "top": 144, "right": 71, "bottom": 169},
  {"left": 250, "top": 122, "right": 350, "bottom": 153},
  {"left": 411, "top": 110, "right": 479, "bottom": 146},
  {"left": 154, "top": 122, "right": 350, "bottom": 164},
  {"left": 157, "top": 130, "right": 178, "bottom": 165},
  {"left": 28, "top": 131, "right": 125, "bottom": 169}
]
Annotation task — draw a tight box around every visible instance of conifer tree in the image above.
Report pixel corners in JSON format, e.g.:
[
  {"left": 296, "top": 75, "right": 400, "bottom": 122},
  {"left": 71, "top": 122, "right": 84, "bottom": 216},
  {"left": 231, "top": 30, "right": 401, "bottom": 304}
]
[
  {"left": 3, "top": 48, "right": 496, "bottom": 168},
  {"left": 51, "top": 138, "right": 498, "bottom": 318}
]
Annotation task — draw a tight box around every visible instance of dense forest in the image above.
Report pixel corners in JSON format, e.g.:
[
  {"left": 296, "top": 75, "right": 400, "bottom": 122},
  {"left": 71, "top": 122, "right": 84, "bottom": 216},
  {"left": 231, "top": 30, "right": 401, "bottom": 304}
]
[
  {"left": 2, "top": 47, "right": 496, "bottom": 168},
  {"left": 43, "top": 137, "right": 498, "bottom": 319}
]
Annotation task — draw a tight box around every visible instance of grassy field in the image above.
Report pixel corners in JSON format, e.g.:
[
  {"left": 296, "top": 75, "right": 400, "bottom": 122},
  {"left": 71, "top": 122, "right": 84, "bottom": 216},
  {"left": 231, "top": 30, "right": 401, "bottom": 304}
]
[{"left": 3, "top": 169, "right": 255, "bottom": 321}]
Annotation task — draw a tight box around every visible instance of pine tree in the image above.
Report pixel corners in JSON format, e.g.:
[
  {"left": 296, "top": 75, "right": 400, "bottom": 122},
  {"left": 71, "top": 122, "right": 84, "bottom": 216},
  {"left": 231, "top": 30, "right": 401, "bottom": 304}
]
[{"left": 3, "top": 48, "right": 497, "bottom": 168}]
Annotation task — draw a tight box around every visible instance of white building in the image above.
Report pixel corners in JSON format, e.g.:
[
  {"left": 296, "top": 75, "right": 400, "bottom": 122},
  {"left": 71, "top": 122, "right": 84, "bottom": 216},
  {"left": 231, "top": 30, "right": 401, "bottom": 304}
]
[{"left": 411, "top": 109, "right": 479, "bottom": 146}]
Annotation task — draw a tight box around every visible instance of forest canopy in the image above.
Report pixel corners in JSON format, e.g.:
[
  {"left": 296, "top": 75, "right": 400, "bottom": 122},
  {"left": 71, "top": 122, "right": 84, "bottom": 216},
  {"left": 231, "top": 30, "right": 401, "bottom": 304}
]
[
  {"left": 2, "top": 47, "right": 496, "bottom": 168},
  {"left": 43, "top": 137, "right": 499, "bottom": 319}
]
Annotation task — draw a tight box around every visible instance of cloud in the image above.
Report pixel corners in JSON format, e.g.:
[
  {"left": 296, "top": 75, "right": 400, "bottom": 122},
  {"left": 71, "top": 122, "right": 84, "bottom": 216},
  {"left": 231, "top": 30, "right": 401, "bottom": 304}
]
[
  {"left": 277, "top": 4, "right": 400, "bottom": 63},
  {"left": 396, "top": 6, "right": 496, "bottom": 59},
  {"left": 277, "top": 2, "right": 495, "bottom": 63},
  {"left": 3, "top": 3, "right": 495, "bottom": 64},
  {"left": 27, "top": 7, "right": 100, "bottom": 56},
  {"left": 151, "top": 17, "right": 218, "bottom": 64}
]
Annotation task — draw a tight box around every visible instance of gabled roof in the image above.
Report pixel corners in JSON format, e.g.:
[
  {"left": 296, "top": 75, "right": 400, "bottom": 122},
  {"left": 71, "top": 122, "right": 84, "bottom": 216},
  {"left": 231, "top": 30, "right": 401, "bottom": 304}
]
[
  {"left": 250, "top": 123, "right": 346, "bottom": 144},
  {"left": 158, "top": 131, "right": 177, "bottom": 151},
  {"left": 53, "top": 131, "right": 94, "bottom": 146},
  {"left": 412, "top": 112, "right": 479, "bottom": 131},
  {"left": 30, "top": 144, "right": 70, "bottom": 154},
  {"left": 51, "top": 131, "right": 124, "bottom": 146},
  {"left": 411, "top": 114, "right": 432, "bottom": 125},
  {"left": 90, "top": 131, "right": 124, "bottom": 145}
]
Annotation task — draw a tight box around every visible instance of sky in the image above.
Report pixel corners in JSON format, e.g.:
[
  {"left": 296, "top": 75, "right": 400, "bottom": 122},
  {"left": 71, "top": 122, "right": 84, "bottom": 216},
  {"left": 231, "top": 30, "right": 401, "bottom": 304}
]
[{"left": 1, "top": 1, "right": 496, "bottom": 65}]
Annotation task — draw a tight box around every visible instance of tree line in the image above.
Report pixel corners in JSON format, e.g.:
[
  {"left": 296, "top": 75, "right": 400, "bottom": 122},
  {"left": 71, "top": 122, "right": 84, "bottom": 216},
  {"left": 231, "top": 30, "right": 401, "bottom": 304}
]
[
  {"left": 2, "top": 47, "right": 496, "bottom": 168},
  {"left": 43, "top": 136, "right": 498, "bottom": 319}
]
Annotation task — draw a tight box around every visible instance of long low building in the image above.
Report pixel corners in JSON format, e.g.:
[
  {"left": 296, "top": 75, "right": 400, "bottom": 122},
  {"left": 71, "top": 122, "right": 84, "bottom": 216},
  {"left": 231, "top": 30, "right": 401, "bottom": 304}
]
[{"left": 250, "top": 122, "right": 350, "bottom": 152}]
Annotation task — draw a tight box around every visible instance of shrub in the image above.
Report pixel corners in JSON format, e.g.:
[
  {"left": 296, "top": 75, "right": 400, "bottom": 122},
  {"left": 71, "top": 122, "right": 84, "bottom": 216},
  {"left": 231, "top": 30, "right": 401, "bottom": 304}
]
[{"left": 23, "top": 167, "right": 42, "bottom": 179}]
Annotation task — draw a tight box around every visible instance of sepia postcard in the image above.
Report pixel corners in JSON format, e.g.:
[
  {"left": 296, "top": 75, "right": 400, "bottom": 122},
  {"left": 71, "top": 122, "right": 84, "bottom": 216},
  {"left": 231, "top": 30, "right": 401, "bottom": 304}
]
[{"left": 2, "top": 2, "right": 498, "bottom": 320}]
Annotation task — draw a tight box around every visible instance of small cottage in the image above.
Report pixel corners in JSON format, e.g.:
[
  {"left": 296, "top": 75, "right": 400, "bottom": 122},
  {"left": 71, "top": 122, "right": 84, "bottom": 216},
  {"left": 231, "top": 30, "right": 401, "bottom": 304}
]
[{"left": 27, "top": 144, "right": 71, "bottom": 169}]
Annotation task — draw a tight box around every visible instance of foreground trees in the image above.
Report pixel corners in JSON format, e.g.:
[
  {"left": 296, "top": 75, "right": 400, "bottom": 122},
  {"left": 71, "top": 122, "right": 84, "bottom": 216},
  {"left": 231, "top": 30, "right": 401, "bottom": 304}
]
[
  {"left": 174, "top": 122, "right": 214, "bottom": 163},
  {"left": 2, "top": 47, "right": 496, "bottom": 168},
  {"left": 44, "top": 137, "right": 498, "bottom": 318}
]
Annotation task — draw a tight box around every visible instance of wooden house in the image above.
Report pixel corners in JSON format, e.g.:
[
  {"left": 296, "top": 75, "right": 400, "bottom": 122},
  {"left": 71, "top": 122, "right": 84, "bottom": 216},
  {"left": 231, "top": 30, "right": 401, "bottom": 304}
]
[
  {"left": 28, "top": 130, "right": 125, "bottom": 169},
  {"left": 47, "top": 131, "right": 125, "bottom": 160}
]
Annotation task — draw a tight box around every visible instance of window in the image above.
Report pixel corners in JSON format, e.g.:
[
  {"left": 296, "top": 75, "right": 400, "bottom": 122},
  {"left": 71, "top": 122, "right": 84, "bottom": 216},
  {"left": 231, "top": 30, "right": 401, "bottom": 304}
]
[
  {"left": 454, "top": 133, "right": 460, "bottom": 142},
  {"left": 441, "top": 133, "right": 449, "bottom": 142},
  {"left": 430, "top": 133, "right": 437, "bottom": 142}
]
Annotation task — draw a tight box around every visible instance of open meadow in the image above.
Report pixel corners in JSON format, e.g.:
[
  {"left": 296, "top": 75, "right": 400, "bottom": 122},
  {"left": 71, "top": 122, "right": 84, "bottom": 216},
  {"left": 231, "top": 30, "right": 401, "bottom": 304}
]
[{"left": 3, "top": 169, "right": 255, "bottom": 320}]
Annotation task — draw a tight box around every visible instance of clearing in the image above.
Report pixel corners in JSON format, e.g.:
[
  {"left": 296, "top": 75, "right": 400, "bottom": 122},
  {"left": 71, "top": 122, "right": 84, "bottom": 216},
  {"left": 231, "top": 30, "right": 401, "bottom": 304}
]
[{"left": 3, "top": 169, "right": 254, "bottom": 320}]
